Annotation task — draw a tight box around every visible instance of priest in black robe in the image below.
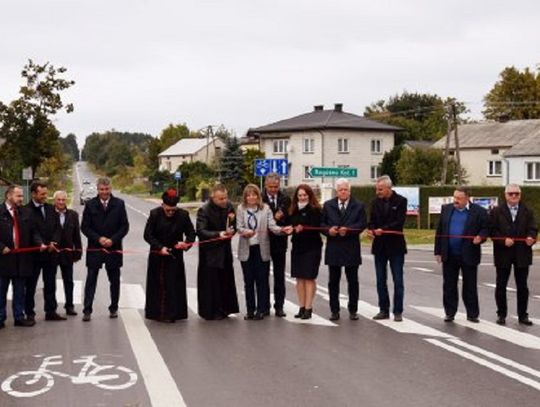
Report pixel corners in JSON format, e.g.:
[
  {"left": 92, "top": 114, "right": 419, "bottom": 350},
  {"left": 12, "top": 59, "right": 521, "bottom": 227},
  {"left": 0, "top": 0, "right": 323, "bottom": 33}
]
[
  {"left": 144, "top": 189, "right": 196, "bottom": 322},
  {"left": 196, "top": 184, "right": 239, "bottom": 320}
]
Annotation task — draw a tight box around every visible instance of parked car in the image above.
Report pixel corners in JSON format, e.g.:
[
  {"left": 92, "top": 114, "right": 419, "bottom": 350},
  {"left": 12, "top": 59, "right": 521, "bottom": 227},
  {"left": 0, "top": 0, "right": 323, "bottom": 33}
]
[{"left": 80, "top": 186, "right": 96, "bottom": 205}]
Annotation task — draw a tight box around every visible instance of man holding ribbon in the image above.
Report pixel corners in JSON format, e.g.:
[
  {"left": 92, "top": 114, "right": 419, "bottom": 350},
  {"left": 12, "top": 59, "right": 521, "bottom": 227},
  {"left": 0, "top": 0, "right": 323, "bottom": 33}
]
[
  {"left": 490, "top": 184, "right": 537, "bottom": 326},
  {"left": 368, "top": 175, "right": 407, "bottom": 322}
]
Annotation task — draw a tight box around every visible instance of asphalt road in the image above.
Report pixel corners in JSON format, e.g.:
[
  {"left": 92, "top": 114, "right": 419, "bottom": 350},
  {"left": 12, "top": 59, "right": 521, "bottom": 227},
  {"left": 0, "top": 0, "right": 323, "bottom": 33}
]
[{"left": 0, "top": 162, "right": 539, "bottom": 407}]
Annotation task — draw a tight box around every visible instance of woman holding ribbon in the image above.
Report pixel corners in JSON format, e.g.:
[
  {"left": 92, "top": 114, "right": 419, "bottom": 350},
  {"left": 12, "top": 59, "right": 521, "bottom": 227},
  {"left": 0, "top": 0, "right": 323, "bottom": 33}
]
[
  {"left": 288, "top": 184, "right": 323, "bottom": 320},
  {"left": 237, "top": 184, "right": 292, "bottom": 320},
  {"left": 143, "top": 189, "right": 196, "bottom": 322}
]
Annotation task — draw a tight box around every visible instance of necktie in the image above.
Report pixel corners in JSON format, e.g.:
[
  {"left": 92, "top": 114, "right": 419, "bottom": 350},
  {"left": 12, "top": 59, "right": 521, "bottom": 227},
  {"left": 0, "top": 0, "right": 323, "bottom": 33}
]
[
  {"left": 102, "top": 201, "right": 108, "bottom": 211},
  {"left": 40, "top": 204, "right": 46, "bottom": 219},
  {"left": 270, "top": 196, "right": 276, "bottom": 210},
  {"left": 339, "top": 201, "right": 346, "bottom": 216},
  {"left": 11, "top": 208, "right": 20, "bottom": 249},
  {"left": 510, "top": 206, "right": 517, "bottom": 222}
]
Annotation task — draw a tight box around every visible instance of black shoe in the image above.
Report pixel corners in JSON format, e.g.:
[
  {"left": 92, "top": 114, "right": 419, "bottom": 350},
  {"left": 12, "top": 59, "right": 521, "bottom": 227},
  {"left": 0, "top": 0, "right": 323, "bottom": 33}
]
[
  {"left": 82, "top": 313, "right": 91, "bottom": 322},
  {"left": 349, "top": 312, "right": 359, "bottom": 321},
  {"left": 109, "top": 310, "right": 118, "bottom": 319},
  {"left": 26, "top": 315, "right": 35, "bottom": 323},
  {"left": 496, "top": 316, "right": 506, "bottom": 325},
  {"left": 372, "top": 312, "right": 389, "bottom": 320},
  {"left": 294, "top": 307, "right": 305, "bottom": 319},
  {"left": 15, "top": 319, "right": 35, "bottom": 327},
  {"left": 444, "top": 315, "right": 455, "bottom": 322},
  {"left": 275, "top": 308, "right": 286, "bottom": 318},
  {"left": 467, "top": 317, "right": 480, "bottom": 323},
  {"left": 329, "top": 312, "right": 340, "bottom": 321},
  {"left": 45, "top": 312, "right": 67, "bottom": 321},
  {"left": 262, "top": 311, "right": 270, "bottom": 317},
  {"left": 244, "top": 313, "right": 254, "bottom": 320},
  {"left": 394, "top": 313, "right": 403, "bottom": 322},
  {"left": 301, "top": 309, "right": 313, "bottom": 320},
  {"left": 519, "top": 317, "right": 533, "bottom": 326},
  {"left": 66, "top": 307, "right": 78, "bottom": 316},
  {"left": 253, "top": 312, "right": 265, "bottom": 320},
  {"left": 0, "top": 321, "right": 5, "bottom": 329}
]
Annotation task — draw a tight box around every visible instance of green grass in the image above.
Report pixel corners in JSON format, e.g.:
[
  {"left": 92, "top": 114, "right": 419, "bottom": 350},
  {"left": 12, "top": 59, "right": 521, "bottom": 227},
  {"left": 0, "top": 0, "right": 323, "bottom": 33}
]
[{"left": 360, "top": 228, "right": 436, "bottom": 245}]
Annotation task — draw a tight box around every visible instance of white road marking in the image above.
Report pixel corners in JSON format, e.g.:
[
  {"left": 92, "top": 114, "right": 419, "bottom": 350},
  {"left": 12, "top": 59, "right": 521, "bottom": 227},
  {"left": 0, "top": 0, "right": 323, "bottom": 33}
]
[
  {"left": 280, "top": 298, "right": 337, "bottom": 327},
  {"left": 119, "top": 283, "right": 146, "bottom": 310},
  {"left": 125, "top": 202, "right": 149, "bottom": 219},
  {"left": 534, "top": 295, "right": 540, "bottom": 300},
  {"left": 512, "top": 315, "right": 540, "bottom": 325},
  {"left": 7, "top": 279, "right": 82, "bottom": 305},
  {"left": 121, "top": 309, "right": 187, "bottom": 407},
  {"left": 484, "top": 283, "right": 516, "bottom": 292},
  {"left": 186, "top": 287, "right": 237, "bottom": 319},
  {"left": 425, "top": 338, "right": 540, "bottom": 391},
  {"left": 413, "top": 306, "right": 540, "bottom": 350},
  {"left": 411, "top": 267, "right": 433, "bottom": 273}
]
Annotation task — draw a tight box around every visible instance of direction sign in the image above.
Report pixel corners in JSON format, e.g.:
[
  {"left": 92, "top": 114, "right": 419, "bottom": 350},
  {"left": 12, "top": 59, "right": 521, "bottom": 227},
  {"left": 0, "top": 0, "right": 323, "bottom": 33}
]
[
  {"left": 174, "top": 171, "right": 182, "bottom": 180},
  {"left": 309, "top": 167, "right": 357, "bottom": 178},
  {"left": 255, "top": 159, "right": 288, "bottom": 177},
  {"left": 22, "top": 167, "right": 33, "bottom": 180}
]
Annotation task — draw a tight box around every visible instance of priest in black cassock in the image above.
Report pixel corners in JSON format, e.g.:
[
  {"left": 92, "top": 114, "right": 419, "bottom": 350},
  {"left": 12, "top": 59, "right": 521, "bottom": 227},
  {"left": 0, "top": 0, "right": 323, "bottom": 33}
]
[
  {"left": 143, "top": 189, "right": 196, "bottom": 322},
  {"left": 196, "top": 184, "right": 239, "bottom": 320}
]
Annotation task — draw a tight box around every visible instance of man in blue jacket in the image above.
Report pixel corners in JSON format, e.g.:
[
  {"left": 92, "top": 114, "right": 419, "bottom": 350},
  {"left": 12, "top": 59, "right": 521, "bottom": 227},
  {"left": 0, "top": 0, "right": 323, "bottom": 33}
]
[
  {"left": 321, "top": 178, "right": 367, "bottom": 321},
  {"left": 81, "top": 178, "right": 129, "bottom": 321},
  {"left": 434, "top": 187, "right": 489, "bottom": 323}
]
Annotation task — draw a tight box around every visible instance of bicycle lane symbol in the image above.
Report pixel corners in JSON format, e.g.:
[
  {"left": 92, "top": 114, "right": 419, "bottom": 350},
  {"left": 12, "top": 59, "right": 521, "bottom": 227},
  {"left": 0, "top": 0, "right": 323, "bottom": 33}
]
[{"left": 1, "top": 354, "right": 138, "bottom": 398}]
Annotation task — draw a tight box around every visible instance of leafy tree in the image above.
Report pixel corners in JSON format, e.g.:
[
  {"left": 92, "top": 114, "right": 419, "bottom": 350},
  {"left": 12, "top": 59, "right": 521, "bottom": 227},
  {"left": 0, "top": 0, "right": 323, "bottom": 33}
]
[
  {"left": 160, "top": 123, "right": 191, "bottom": 150},
  {"left": 60, "top": 133, "right": 80, "bottom": 162},
  {"left": 242, "top": 148, "right": 265, "bottom": 185},
  {"left": 396, "top": 148, "right": 466, "bottom": 185},
  {"left": 176, "top": 161, "right": 216, "bottom": 200},
  {"left": 379, "top": 145, "right": 403, "bottom": 184},
  {"left": 483, "top": 66, "right": 540, "bottom": 121},
  {"left": 219, "top": 135, "right": 244, "bottom": 197}
]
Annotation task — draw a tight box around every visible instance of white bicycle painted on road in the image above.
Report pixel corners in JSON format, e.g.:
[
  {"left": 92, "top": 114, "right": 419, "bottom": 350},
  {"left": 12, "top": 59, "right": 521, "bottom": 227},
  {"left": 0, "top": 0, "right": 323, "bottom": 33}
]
[{"left": 1, "top": 354, "right": 138, "bottom": 398}]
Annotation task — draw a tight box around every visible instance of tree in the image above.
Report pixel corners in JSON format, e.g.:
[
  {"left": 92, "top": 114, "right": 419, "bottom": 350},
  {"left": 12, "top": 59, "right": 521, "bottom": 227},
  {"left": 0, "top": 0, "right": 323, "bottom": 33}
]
[
  {"left": 219, "top": 135, "right": 244, "bottom": 197},
  {"left": 396, "top": 148, "right": 466, "bottom": 185},
  {"left": 160, "top": 123, "right": 191, "bottom": 150},
  {"left": 242, "top": 148, "right": 265, "bottom": 185},
  {"left": 0, "top": 60, "right": 75, "bottom": 180},
  {"left": 60, "top": 133, "right": 80, "bottom": 162},
  {"left": 379, "top": 145, "right": 403, "bottom": 184},
  {"left": 176, "top": 161, "right": 216, "bottom": 200},
  {"left": 483, "top": 66, "right": 540, "bottom": 121}
]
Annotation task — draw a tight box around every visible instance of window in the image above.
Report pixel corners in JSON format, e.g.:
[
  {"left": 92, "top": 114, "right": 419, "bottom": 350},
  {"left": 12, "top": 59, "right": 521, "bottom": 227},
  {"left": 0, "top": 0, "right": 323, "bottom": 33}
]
[
  {"left": 338, "top": 138, "right": 349, "bottom": 153},
  {"left": 272, "top": 139, "right": 288, "bottom": 154},
  {"left": 491, "top": 148, "right": 499, "bottom": 155},
  {"left": 303, "top": 165, "right": 313, "bottom": 179},
  {"left": 371, "top": 139, "right": 382, "bottom": 154},
  {"left": 370, "top": 165, "right": 381, "bottom": 180},
  {"left": 526, "top": 162, "right": 540, "bottom": 181},
  {"left": 487, "top": 160, "right": 502, "bottom": 176},
  {"left": 303, "top": 138, "right": 314, "bottom": 153}
]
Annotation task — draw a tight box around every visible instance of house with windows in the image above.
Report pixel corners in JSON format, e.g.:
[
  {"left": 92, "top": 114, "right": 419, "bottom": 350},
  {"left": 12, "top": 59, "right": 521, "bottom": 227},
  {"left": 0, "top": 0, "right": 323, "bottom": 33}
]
[
  {"left": 158, "top": 137, "right": 224, "bottom": 173},
  {"left": 431, "top": 119, "right": 540, "bottom": 186},
  {"left": 246, "top": 104, "right": 400, "bottom": 187}
]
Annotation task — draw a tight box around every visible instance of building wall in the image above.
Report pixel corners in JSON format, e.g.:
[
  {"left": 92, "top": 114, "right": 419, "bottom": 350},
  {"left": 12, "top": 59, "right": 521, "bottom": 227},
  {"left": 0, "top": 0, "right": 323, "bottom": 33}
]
[
  {"left": 158, "top": 139, "right": 224, "bottom": 173},
  {"left": 456, "top": 148, "right": 506, "bottom": 186},
  {"left": 260, "top": 129, "right": 394, "bottom": 187},
  {"left": 507, "top": 156, "right": 540, "bottom": 185}
]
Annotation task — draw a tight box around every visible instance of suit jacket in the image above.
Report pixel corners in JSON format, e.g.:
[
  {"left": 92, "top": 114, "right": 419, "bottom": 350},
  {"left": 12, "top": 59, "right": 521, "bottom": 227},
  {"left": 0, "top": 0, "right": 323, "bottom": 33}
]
[
  {"left": 0, "top": 203, "right": 42, "bottom": 278},
  {"left": 52, "top": 209, "right": 83, "bottom": 267},
  {"left": 262, "top": 189, "right": 291, "bottom": 250},
  {"left": 25, "top": 200, "right": 60, "bottom": 264},
  {"left": 321, "top": 197, "right": 367, "bottom": 266},
  {"left": 368, "top": 191, "right": 408, "bottom": 256},
  {"left": 81, "top": 195, "right": 129, "bottom": 269},
  {"left": 434, "top": 203, "right": 489, "bottom": 267},
  {"left": 490, "top": 202, "right": 538, "bottom": 268}
]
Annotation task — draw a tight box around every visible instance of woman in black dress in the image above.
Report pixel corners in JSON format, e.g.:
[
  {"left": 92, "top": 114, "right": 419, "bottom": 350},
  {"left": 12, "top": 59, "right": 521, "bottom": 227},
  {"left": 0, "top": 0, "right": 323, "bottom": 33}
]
[
  {"left": 143, "top": 189, "right": 196, "bottom": 322},
  {"left": 289, "top": 184, "right": 322, "bottom": 319}
]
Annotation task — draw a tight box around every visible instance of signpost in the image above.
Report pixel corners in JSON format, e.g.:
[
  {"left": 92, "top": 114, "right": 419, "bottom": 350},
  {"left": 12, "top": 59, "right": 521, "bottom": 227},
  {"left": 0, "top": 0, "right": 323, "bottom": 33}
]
[
  {"left": 174, "top": 171, "right": 182, "bottom": 196},
  {"left": 254, "top": 159, "right": 288, "bottom": 177},
  {"left": 309, "top": 167, "right": 357, "bottom": 178}
]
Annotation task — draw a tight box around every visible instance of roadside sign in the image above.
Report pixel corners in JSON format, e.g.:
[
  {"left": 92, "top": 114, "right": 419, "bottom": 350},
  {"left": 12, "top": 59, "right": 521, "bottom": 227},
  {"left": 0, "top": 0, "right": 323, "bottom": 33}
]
[
  {"left": 22, "top": 167, "right": 33, "bottom": 180},
  {"left": 255, "top": 159, "right": 288, "bottom": 176},
  {"left": 174, "top": 171, "right": 182, "bottom": 181},
  {"left": 310, "top": 167, "right": 357, "bottom": 178}
]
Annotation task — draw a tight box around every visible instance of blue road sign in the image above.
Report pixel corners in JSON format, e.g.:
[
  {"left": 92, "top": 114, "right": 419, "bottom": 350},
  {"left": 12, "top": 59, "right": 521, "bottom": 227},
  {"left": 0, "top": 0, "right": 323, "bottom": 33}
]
[
  {"left": 255, "top": 159, "right": 288, "bottom": 177},
  {"left": 174, "top": 171, "right": 182, "bottom": 180}
]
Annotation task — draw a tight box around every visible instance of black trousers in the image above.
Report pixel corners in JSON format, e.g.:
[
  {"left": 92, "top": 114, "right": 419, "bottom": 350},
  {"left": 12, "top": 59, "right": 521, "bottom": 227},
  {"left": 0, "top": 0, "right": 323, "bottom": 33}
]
[
  {"left": 442, "top": 254, "right": 479, "bottom": 318},
  {"left": 241, "top": 245, "right": 270, "bottom": 314},
  {"left": 83, "top": 267, "right": 120, "bottom": 314},
  {"left": 495, "top": 265, "right": 529, "bottom": 319},
  {"left": 328, "top": 265, "right": 359, "bottom": 314},
  {"left": 59, "top": 264, "right": 75, "bottom": 309},
  {"left": 25, "top": 260, "right": 58, "bottom": 316},
  {"left": 270, "top": 241, "right": 286, "bottom": 310}
]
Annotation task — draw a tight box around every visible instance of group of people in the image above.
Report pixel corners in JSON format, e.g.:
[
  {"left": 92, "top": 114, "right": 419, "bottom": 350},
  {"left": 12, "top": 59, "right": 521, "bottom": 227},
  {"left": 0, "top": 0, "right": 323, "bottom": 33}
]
[{"left": 0, "top": 173, "right": 537, "bottom": 329}]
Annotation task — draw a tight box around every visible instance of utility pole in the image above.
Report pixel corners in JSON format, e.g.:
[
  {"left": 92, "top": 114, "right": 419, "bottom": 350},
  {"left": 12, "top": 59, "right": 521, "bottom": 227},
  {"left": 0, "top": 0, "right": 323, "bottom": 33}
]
[
  {"left": 452, "top": 103, "right": 462, "bottom": 185},
  {"left": 205, "top": 125, "right": 214, "bottom": 164},
  {"left": 441, "top": 104, "right": 452, "bottom": 184}
]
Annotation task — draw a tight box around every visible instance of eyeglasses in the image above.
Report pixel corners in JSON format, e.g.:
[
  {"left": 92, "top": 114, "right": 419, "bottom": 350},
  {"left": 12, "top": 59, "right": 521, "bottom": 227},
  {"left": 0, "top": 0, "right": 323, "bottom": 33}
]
[{"left": 506, "top": 192, "right": 521, "bottom": 196}]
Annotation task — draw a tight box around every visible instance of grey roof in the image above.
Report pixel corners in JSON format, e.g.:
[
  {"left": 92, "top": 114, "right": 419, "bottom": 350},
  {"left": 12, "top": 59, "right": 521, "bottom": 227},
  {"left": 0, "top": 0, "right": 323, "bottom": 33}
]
[
  {"left": 432, "top": 119, "right": 540, "bottom": 149},
  {"left": 505, "top": 132, "right": 540, "bottom": 157},
  {"left": 247, "top": 108, "right": 401, "bottom": 135},
  {"left": 403, "top": 140, "right": 434, "bottom": 150},
  {"left": 158, "top": 137, "right": 216, "bottom": 157}
]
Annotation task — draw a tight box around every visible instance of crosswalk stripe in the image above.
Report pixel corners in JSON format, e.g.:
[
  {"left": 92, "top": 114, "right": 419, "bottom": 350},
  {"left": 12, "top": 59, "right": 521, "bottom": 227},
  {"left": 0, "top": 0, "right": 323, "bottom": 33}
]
[
  {"left": 6, "top": 279, "right": 83, "bottom": 304},
  {"left": 413, "top": 306, "right": 540, "bottom": 350},
  {"left": 412, "top": 267, "right": 433, "bottom": 272},
  {"left": 280, "top": 298, "right": 337, "bottom": 327},
  {"left": 483, "top": 283, "right": 516, "bottom": 292},
  {"left": 185, "top": 287, "right": 237, "bottom": 319},
  {"left": 119, "top": 283, "right": 146, "bottom": 309}
]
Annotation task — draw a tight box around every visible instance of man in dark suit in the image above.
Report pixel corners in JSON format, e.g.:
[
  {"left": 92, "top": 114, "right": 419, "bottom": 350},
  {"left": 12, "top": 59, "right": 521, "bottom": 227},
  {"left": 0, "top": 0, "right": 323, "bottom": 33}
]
[
  {"left": 434, "top": 186, "right": 489, "bottom": 323},
  {"left": 0, "top": 185, "right": 45, "bottom": 328},
  {"left": 262, "top": 173, "right": 291, "bottom": 317},
  {"left": 367, "top": 175, "right": 407, "bottom": 322},
  {"left": 490, "top": 184, "right": 537, "bottom": 326},
  {"left": 25, "top": 181, "right": 65, "bottom": 322},
  {"left": 321, "top": 178, "right": 367, "bottom": 321},
  {"left": 52, "top": 190, "right": 82, "bottom": 316},
  {"left": 81, "top": 177, "right": 129, "bottom": 321}
]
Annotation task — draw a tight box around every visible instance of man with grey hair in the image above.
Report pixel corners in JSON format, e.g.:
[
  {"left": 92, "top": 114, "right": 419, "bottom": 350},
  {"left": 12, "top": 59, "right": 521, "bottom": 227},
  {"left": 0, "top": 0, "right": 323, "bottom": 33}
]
[
  {"left": 52, "top": 190, "right": 82, "bottom": 316},
  {"left": 81, "top": 177, "right": 129, "bottom": 321},
  {"left": 367, "top": 175, "right": 408, "bottom": 321},
  {"left": 490, "top": 184, "right": 537, "bottom": 325},
  {"left": 321, "top": 178, "right": 367, "bottom": 321}
]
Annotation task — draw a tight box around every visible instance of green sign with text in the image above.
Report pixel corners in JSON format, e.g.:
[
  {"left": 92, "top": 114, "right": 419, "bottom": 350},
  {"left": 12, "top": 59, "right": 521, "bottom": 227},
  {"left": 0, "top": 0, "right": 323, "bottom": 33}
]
[{"left": 310, "top": 167, "right": 358, "bottom": 178}]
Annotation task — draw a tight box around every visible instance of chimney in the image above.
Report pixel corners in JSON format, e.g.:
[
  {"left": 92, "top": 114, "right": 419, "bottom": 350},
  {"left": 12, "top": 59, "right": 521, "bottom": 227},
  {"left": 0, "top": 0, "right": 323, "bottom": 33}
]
[
  {"left": 334, "top": 103, "right": 343, "bottom": 112},
  {"left": 314, "top": 105, "right": 324, "bottom": 112}
]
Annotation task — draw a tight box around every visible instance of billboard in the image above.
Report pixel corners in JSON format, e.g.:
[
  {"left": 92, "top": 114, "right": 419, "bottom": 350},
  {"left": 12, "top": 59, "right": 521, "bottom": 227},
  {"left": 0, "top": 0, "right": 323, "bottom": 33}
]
[{"left": 394, "top": 187, "right": 420, "bottom": 215}]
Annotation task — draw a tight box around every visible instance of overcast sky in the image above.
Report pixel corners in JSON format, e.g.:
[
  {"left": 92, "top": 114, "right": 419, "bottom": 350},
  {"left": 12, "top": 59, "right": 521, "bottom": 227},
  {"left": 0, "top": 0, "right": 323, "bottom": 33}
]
[{"left": 1, "top": 0, "right": 539, "bottom": 146}]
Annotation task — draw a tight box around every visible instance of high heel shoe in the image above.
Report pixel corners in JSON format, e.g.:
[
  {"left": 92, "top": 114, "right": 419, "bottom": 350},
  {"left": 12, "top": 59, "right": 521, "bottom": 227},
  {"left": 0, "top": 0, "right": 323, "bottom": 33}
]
[
  {"left": 301, "top": 308, "right": 312, "bottom": 320},
  {"left": 294, "top": 307, "right": 305, "bottom": 318}
]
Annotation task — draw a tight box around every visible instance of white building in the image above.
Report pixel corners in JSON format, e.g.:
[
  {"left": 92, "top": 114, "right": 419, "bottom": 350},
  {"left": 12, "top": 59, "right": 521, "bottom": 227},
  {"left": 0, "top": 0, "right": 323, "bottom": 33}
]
[
  {"left": 432, "top": 119, "right": 540, "bottom": 186},
  {"left": 246, "top": 104, "right": 400, "bottom": 187},
  {"left": 158, "top": 137, "right": 224, "bottom": 173}
]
